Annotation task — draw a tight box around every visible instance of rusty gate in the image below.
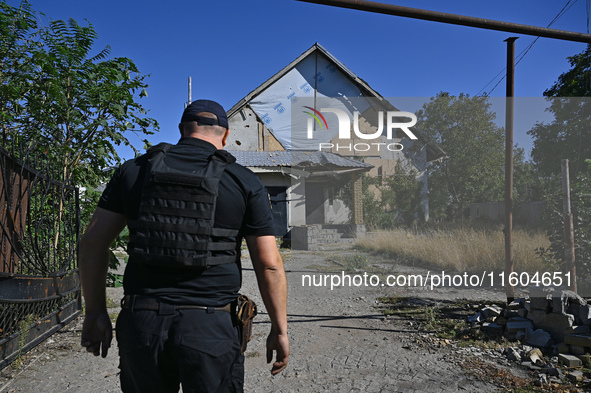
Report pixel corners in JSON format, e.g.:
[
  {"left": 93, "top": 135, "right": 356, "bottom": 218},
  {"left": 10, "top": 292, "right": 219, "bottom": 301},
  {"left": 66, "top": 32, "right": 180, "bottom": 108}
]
[{"left": 0, "top": 144, "right": 81, "bottom": 369}]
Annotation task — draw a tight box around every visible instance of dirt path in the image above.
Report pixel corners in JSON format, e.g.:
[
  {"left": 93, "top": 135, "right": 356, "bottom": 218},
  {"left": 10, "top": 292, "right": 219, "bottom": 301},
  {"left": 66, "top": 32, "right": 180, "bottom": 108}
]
[{"left": 0, "top": 248, "right": 513, "bottom": 392}]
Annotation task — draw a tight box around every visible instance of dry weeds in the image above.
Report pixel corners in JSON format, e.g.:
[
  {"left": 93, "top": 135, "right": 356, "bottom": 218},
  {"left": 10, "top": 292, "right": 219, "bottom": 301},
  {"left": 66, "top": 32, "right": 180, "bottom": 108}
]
[{"left": 357, "top": 225, "right": 550, "bottom": 273}]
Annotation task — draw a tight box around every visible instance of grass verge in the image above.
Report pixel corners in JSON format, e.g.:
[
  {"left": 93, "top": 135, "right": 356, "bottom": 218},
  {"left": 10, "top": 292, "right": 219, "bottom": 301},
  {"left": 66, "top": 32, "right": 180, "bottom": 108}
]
[{"left": 357, "top": 224, "right": 550, "bottom": 273}]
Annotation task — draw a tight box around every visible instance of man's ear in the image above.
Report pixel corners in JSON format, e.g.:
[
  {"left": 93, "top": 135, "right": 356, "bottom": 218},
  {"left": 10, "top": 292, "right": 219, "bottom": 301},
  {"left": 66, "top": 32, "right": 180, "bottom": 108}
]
[
  {"left": 178, "top": 123, "right": 184, "bottom": 137},
  {"left": 221, "top": 128, "right": 230, "bottom": 147}
]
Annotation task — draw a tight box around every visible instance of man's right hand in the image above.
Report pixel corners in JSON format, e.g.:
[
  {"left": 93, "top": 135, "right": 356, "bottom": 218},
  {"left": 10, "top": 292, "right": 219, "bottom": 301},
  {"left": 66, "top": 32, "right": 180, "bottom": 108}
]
[
  {"left": 266, "top": 331, "right": 289, "bottom": 375},
  {"left": 81, "top": 310, "right": 113, "bottom": 358}
]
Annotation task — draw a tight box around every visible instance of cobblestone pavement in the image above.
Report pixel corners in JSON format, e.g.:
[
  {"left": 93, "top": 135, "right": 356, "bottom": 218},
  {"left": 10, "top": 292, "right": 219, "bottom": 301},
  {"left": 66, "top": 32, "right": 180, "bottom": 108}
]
[{"left": 0, "top": 248, "right": 508, "bottom": 392}]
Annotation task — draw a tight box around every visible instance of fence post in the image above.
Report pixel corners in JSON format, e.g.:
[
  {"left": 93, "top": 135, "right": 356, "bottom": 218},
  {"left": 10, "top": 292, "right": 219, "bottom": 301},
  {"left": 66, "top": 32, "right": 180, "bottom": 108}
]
[{"left": 561, "top": 159, "right": 577, "bottom": 292}]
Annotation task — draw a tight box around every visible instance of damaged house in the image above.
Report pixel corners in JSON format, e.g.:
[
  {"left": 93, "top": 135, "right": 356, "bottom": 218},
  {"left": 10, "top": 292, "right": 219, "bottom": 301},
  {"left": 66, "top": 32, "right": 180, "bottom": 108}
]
[{"left": 226, "top": 43, "right": 444, "bottom": 249}]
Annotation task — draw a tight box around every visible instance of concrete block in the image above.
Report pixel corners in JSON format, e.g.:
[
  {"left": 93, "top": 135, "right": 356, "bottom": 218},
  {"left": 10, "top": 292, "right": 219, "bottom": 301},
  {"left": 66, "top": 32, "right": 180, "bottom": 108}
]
[
  {"left": 564, "top": 334, "right": 591, "bottom": 348},
  {"left": 529, "top": 286, "right": 555, "bottom": 312},
  {"left": 567, "top": 370, "right": 584, "bottom": 382},
  {"left": 526, "top": 328, "right": 553, "bottom": 348},
  {"left": 529, "top": 309, "right": 574, "bottom": 343},
  {"left": 558, "top": 353, "right": 582, "bottom": 367},
  {"left": 564, "top": 325, "right": 591, "bottom": 335},
  {"left": 557, "top": 342, "right": 570, "bottom": 354},
  {"left": 506, "top": 317, "right": 534, "bottom": 333},
  {"left": 495, "top": 316, "right": 507, "bottom": 326},
  {"left": 481, "top": 322, "right": 503, "bottom": 334},
  {"left": 504, "top": 310, "right": 518, "bottom": 319},
  {"left": 569, "top": 345, "right": 587, "bottom": 356},
  {"left": 531, "top": 297, "right": 550, "bottom": 312}
]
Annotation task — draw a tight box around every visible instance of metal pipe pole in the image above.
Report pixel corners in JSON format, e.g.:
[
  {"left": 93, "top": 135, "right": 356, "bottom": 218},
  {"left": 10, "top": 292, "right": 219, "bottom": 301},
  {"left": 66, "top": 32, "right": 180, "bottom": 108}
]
[
  {"left": 504, "top": 37, "right": 517, "bottom": 303},
  {"left": 296, "top": 0, "right": 591, "bottom": 43}
]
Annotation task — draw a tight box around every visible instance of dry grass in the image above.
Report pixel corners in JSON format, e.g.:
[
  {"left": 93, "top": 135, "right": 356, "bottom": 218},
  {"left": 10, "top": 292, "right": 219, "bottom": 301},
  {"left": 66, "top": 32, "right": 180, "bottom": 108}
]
[{"left": 357, "top": 224, "right": 550, "bottom": 273}]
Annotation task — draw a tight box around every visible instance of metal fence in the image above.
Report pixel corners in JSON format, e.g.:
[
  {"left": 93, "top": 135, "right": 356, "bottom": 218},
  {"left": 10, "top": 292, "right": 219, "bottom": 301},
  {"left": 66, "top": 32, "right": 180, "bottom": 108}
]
[{"left": 0, "top": 143, "right": 81, "bottom": 369}]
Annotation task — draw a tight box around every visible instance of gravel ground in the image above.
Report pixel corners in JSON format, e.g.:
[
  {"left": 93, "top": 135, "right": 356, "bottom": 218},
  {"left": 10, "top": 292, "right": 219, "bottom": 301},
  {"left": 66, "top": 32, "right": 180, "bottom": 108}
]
[{"left": 0, "top": 247, "right": 523, "bottom": 393}]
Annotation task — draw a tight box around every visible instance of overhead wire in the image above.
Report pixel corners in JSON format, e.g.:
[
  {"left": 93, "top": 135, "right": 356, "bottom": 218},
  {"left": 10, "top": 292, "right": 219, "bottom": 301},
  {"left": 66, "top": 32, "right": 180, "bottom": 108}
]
[{"left": 475, "top": 0, "right": 579, "bottom": 96}]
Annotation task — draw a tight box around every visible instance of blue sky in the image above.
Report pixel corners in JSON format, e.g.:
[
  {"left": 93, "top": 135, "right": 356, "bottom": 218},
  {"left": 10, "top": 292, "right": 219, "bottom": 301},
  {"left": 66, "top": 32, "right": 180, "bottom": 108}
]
[{"left": 8, "top": 0, "right": 589, "bottom": 160}]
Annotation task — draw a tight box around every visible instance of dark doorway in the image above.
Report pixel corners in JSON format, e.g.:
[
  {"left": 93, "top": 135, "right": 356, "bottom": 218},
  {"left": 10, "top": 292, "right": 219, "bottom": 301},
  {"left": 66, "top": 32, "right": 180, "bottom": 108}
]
[{"left": 266, "top": 186, "right": 288, "bottom": 237}]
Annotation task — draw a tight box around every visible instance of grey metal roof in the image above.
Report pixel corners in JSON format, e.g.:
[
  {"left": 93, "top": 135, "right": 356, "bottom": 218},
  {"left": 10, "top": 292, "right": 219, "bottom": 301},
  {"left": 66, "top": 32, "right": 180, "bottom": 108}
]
[{"left": 229, "top": 150, "right": 373, "bottom": 170}]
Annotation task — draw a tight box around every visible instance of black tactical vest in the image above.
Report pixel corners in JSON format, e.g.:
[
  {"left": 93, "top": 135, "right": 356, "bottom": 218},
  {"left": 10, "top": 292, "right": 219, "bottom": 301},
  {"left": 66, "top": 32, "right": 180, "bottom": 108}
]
[{"left": 127, "top": 143, "right": 240, "bottom": 268}]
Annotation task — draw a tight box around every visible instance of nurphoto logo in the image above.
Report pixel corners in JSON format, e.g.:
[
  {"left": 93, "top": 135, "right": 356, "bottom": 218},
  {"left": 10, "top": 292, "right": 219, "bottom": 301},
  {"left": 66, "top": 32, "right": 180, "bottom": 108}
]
[{"left": 303, "top": 106, "right": 418, "bottom": 153}]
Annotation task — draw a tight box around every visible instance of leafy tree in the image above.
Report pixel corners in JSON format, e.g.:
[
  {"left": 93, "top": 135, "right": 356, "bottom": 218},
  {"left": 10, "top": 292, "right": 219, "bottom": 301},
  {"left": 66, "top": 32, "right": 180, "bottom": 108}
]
[
  {"left": 0, "top": 0, "right": 39, "bottom": 135},
  {"left": 537, "top": 160, "right": 591, "bottom": 295},
  {"left": 544, "top": 45, "right": 591, "bottom": 97},
  {"left": 1, "top": 1, "right": 158, "bottom": 277},
  {"left": 528, "top": 45, "right": 591, "bottom": 179},
  {"left": 530, "top": 46, "right": 591, "bottom": 293},
  {"left": 513, "top": 147, "right": 545, "bottom": 206},
  {"left": 528, "top": 98, "right": 591, "bottom": 180},
  {"left": 0, "top": 0, "right": 158, "bottom": 222},
  {"left": 416, "top": 93, "right": 506, "bottom": 221},
  {"left": 360, "top": 166, "right": 424, "bottom": 230}
]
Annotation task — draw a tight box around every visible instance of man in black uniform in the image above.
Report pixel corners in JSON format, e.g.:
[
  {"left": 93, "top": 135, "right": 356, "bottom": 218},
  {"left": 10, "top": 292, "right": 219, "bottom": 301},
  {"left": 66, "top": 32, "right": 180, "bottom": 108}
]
[{"left": 79, "top": 99, "right": 289, "bottom": 392}]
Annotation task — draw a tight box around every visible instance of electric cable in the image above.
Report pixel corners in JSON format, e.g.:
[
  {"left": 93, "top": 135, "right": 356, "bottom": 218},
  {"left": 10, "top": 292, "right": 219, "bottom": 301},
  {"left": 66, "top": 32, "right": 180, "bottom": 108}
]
[{"left": 475, "top": 0, "right": 579, "bottom": 96}]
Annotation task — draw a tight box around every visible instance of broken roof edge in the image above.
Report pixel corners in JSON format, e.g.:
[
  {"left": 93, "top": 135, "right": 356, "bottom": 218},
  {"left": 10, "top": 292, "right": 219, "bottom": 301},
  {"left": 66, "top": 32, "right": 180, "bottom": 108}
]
[{"left": 226, "top": 42, "right": 445, "bottom": 162}]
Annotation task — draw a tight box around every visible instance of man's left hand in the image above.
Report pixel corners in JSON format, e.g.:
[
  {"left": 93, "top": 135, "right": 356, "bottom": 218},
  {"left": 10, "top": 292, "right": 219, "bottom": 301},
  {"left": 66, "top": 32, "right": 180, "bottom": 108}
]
[{"left": 81, "top": 310, "right": 113, "bottom": 358}]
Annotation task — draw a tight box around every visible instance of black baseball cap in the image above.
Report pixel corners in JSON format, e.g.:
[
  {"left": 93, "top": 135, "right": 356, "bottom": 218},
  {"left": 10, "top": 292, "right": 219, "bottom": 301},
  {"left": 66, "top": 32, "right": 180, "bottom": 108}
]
[{"left": 180, "top": 99, "right": 229, "bottom": 129}]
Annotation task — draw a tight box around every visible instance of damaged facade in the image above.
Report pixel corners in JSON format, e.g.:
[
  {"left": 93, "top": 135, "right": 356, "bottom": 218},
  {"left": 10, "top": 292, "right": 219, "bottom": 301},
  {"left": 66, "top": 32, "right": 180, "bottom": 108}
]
[{"left": 227, "top": 43, "right": 445, "bottom": 249}]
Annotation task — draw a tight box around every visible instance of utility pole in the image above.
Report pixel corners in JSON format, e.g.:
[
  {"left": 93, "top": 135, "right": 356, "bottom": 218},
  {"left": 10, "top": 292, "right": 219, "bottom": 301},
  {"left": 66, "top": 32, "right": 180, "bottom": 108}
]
[
  {"left": 504, "top": 37, "right": 517, "bottom": 302},
  {"left": 562, "top": 159, "right": 577, "bottom": 292},
  {"left": 188, "top": 76, "right": 192, "bottom": 106}
]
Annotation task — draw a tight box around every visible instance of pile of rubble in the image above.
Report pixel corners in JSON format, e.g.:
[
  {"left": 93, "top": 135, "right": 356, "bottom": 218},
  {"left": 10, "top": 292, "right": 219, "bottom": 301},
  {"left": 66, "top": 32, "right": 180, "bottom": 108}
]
[{"left": 468, "top": 287, "right": 591, "bottom": 385}]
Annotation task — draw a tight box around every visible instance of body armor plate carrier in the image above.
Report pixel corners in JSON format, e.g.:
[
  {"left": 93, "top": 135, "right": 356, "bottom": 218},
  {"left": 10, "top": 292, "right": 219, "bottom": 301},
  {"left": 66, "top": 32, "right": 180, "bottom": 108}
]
[{"left": 127, "top": 143, "right": 239, "bottom": 268}]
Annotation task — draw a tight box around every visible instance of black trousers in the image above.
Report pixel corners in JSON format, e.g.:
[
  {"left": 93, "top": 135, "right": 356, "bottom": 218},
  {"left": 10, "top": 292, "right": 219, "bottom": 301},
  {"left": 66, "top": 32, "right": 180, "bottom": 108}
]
[{"left": 116, "top": 303, "right": 244, "bottom": 393}]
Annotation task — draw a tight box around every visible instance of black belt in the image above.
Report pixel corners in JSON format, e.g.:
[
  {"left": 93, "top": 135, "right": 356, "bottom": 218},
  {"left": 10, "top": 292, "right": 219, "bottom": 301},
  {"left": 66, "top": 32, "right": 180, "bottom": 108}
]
[{"left": 121, "top": 295, "right": 232, "bottom": 314}]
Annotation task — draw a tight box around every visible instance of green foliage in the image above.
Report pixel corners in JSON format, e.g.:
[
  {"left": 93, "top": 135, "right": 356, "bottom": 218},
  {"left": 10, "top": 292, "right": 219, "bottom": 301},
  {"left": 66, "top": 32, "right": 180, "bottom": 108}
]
[
  {"left": 0, "top": 0, "right": 158, "bottom": 224},
  {"left": 12, "top": 313, "right": 35, "bottom": 369},
  {"left": 528, "top": 45, "right": 591, "bottom": 180},
  {"left": 1, "top": 1, "right": 158, "bottom": 273},
  {"left": 0, "top": 0, "right": 38, "bottom": 132},
  {"left": 530, "top": 47, "right": 591, "bottom": 292},
  {"left": 416, "top": 92, "right": 533, "bottom": 221},
  {"left": 361, "top": 164, "right": 424, "bottom": 230},
  {"left": 537, "top": 160, "right": 591, "bottom": 291},
  {"left": 528, "top": 97, "right": 591, "bottom": 180},
  {"left": 416, "top": 93, "right": 504, "bottom": 220},
  {"left": 544, "top": 44, "right": 591, "bottom": 97}
]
